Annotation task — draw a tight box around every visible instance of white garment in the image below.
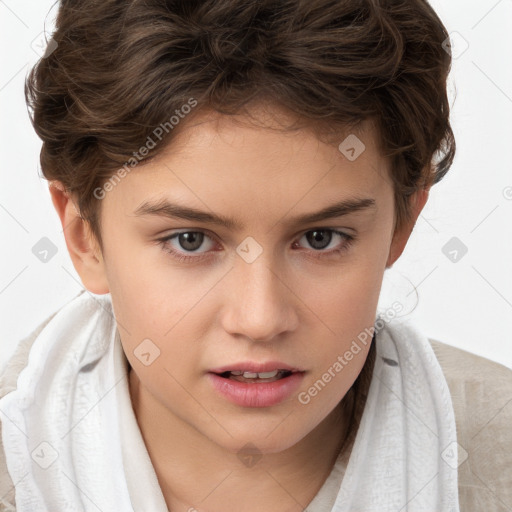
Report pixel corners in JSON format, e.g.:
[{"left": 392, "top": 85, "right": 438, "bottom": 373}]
[{"left": 0, "top": 291, "right": 460, "bottom": 511}]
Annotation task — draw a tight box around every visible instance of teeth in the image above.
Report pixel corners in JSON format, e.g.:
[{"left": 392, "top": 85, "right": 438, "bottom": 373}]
[
  {"left": 250, "top": 370, "right": 279, "bottom": 379},
  {"left": 229, "top": 369, "right": 281, "bottom": 379}
]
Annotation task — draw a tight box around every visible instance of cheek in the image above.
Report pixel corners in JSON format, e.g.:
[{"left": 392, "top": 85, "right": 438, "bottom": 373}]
[
  {"left": 104, "top": 240, "right": 221, "bottom": 378},
  {"left": 294, "top": 245, "right": 386, "bottom": 386},
  {"left": 305, "top": 273, "right": 380, "bottom": 372},
  {"left": 296, "top": 266, "right": 382, "bottom": 420},
  {"left": 104, "top": 234, "right": 206, "bottom": 332},
  {"left": 299, "top": 243, "right": 388, "bottom": 327}
]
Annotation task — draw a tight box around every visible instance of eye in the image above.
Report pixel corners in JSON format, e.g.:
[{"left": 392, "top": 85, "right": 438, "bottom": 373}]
[
  {"left": 156, "top": 228, "right": 355, "bottom": 263},
  {"left": 157, "top": 230, "right": 218, "bottom": 263},
  {"left": 292, "top": 229, "right": 355, "bottom": 259}
]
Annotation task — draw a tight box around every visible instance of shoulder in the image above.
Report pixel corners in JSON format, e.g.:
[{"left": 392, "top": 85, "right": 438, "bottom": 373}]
[
  {"left": 0, "top": 312, "right": 57, "bottom": 395},
  {"left": 429, "top": 338, "right": 512, "bottom": 509},
  {"left": 0, "top": 312, "right": 57, "bottom": 512}
]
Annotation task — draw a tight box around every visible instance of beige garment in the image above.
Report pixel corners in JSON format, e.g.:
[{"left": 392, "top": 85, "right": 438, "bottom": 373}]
[{"left": 1, "top": 315, "right": 511, "bottom": 511}]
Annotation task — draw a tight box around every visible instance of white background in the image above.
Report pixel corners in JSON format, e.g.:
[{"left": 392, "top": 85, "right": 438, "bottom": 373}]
[{"left": 1, "top": 0, "right": 511, "bottom": 369}]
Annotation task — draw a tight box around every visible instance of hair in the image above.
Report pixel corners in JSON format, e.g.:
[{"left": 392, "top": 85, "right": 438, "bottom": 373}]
[{"left": 26, "top": 0, "right": 455, "bottom": 251}]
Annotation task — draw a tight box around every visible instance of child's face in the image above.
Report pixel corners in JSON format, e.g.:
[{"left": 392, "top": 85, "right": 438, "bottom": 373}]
[{"left": 97, "top": 107, "right": 409, "bottom": 453}]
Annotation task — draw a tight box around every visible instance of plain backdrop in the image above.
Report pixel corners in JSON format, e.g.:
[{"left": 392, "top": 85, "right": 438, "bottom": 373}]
[{"left": 1, "top": 0, "right": 511, "bottom": 370}]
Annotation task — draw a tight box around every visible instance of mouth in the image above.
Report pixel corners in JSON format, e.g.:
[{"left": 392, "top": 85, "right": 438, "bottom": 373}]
[
  {"left": 207, "top": 364, "right": 306, "bottom": 407},
  {"left": 214, "top": 369, "right": 295, "bottom": 383}
]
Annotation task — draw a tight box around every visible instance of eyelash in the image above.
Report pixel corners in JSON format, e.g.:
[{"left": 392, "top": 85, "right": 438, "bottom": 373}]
[{"left": 156, "top": 228, "right": 356, "bottom": 264}]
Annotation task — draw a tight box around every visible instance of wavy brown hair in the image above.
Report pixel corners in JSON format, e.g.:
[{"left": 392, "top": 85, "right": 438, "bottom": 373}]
[{"left": 26, "top": 0, "right": 455, "bottom": 250}]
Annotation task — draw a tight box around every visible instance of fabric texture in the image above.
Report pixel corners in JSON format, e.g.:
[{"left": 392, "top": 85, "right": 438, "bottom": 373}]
[{"left": 0, "top": 290, "right": 511, "bottom": 511}]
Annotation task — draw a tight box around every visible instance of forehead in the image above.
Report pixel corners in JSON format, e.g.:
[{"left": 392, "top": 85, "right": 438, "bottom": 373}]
[
  {"left": 102, "top": 106, "right": 392, "bottom": 224},
  {"left": 165, "top": 104, "right": 381, "bottom": 160}
]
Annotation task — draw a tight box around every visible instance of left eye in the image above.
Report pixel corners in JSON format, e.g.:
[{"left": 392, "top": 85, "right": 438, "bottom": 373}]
[
  {"left": 157, "top": 228, "right": 354, "bottom": 262},
  {"left": 295, "top": 229, "right": 350, "bottom": 251}
]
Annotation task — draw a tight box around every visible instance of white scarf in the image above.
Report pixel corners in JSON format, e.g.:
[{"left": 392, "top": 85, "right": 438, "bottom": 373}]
[{"left": 0, "top": 291, "right": 460, "bottom": 511}]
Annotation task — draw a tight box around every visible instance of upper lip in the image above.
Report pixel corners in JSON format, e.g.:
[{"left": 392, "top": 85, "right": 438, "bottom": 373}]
[{"left": 209, "top": 361, "right": 305, "bottom": 374}]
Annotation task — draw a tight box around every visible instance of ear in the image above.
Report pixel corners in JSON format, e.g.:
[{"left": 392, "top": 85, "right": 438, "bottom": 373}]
[
  {"left": 49, "top": 181, "right": 109, "bottom": 294},
  {"left": 386, "top": 187, "right": 429, "bottom": 268}
]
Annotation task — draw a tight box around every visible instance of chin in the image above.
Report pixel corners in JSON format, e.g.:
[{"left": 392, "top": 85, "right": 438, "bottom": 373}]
[{"left": 212, "top": 423, "right": 307, "bottom": 457}]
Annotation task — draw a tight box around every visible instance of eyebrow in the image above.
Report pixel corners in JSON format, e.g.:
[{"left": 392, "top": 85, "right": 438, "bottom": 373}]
[{"left": 133, "top": 196, "right": 376, "bottom": 230}]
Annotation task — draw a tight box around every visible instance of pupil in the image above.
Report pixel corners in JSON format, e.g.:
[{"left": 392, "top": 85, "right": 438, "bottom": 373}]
[
  {"left": 179, "top": 232, "right": 203, "bottom": 251},
  {"left": 307, "top": 230, "right": 331, "bottom": 250}
]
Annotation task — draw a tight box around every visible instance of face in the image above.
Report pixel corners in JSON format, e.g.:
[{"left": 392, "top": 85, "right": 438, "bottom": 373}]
[{"left": 95, "top": 106, "right": 404, "bottom": 454}]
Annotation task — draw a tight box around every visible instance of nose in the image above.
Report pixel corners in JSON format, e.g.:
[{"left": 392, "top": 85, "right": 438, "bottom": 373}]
[{"left": 220, "top": 252, "right": 298, "bottom": 343}]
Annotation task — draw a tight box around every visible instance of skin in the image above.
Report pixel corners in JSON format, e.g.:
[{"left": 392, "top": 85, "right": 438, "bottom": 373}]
[{"left": 49, "top": 104, "right": 428, "bottom": 512}]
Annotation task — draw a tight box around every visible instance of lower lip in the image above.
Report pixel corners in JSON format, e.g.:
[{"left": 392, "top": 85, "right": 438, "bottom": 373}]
[{"left": 207, "top": 372, "right": 305, "bottom": 408}]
